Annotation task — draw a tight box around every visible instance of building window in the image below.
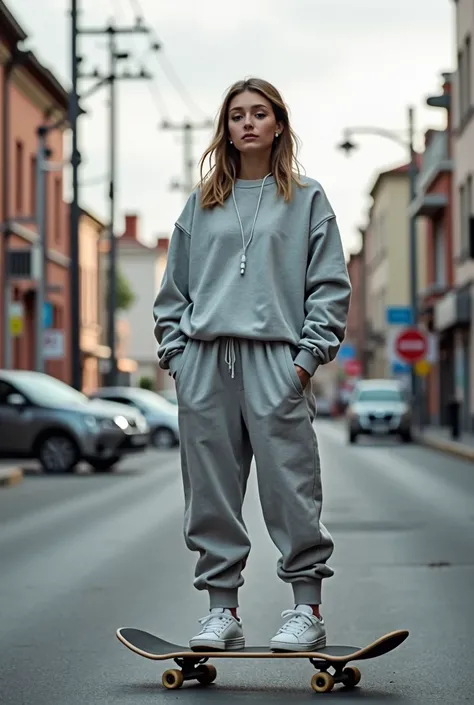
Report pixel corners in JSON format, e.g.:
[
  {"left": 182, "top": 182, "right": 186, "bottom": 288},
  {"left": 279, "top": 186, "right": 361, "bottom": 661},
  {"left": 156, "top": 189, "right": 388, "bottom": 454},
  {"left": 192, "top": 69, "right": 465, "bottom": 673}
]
[
  {"left": 30, "top": 155, "right": 37, "bottom": 216},
  {"left": 54, "top": 178, "right": 61, "bottom": 244},
  {"left": 458, "top": 34, "right": 472, "bottom": 124},
  {"left": 15, "top": 141, "right": 23, "bottom": 214},
  {"left": 460, "top": 175, "right": 473, "bottom": 258},
  {"left": 433, "top": 219, "right": 446, "bottom": 288},
  {"left": 465, "top": 35, "right": 472, "bottom": 115}
]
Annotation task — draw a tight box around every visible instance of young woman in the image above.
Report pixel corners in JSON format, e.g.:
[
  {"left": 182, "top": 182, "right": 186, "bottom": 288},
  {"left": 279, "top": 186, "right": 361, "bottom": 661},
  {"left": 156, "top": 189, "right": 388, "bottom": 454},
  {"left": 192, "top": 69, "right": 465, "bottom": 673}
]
[{"left": 153, "top": 78, "right": 351, "bottom": 652}]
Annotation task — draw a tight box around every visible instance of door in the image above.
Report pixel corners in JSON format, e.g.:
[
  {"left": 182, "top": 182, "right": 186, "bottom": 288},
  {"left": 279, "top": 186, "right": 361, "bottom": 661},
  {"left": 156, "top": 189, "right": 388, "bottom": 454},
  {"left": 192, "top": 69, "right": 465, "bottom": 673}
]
[{"left": 0, "top": 381, "right": 33, "bottom": 455}]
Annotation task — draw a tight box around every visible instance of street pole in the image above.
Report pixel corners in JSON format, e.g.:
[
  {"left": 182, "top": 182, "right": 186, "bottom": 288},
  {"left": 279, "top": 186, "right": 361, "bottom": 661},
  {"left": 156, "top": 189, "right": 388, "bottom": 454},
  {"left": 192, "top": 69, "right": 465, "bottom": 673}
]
[
  {"left": 78, "top": 20, "right": 151, "bottom": 388},
  {"left": 70, "top": 0, "right": 82, "bottom": 389},
  {"left": 407, "top": 106, "right": 419, "bottom": 414},
  {"left": 34, "top": 127, "right": 48, "bottom": 372},
  {"left": 107, "top": 26, "right": 118, "bottom": 386},
  {"left": 183, "top": 123, "right": 193, "bottom": 195},
  {"left": 162, "top": 119, "right": 213, "bottom": 197}
]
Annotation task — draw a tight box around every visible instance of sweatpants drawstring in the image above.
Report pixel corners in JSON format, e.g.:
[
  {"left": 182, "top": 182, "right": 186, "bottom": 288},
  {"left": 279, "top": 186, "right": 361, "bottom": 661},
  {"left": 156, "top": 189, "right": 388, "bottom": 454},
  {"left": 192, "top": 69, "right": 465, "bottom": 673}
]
[{"left": 224, "top": 338, "right": 236, "bottom": 378}]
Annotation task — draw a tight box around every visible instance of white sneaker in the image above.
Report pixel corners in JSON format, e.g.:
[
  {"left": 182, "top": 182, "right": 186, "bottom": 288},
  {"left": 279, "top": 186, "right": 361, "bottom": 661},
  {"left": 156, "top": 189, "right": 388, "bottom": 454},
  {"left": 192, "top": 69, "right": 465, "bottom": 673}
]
[
  {"left": 189, "top": 608, "right": 245, "bottom": 651},
  {"left": 270, "top": 604, "right": 326, "bottom": 652}
]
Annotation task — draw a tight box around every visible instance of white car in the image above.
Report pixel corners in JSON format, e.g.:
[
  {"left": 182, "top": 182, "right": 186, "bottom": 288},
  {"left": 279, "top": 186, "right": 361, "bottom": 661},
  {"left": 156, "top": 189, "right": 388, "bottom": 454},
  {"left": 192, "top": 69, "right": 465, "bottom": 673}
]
[
  {"left": 90, "top": 387, "right": 180, "bottom": 449},
  {"left": 346, "top": 379, "right": 412, "bottom": 444}
]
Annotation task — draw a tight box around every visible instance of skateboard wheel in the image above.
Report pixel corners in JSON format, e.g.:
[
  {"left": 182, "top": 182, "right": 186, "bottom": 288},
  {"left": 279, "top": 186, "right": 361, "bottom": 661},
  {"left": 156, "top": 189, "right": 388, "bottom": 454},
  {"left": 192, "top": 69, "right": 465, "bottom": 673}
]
[
  {"left": 343, "top": 666, "right": 361, "bottom": 688},
  {"left": 162, "top": 669, "right": 184, "bottom": 689},
  {"left": 311, "top": 671, "right": 335, "bottom": 693},
  {"left": 196, "top": 664, "right": 217, "bottom": 685}
]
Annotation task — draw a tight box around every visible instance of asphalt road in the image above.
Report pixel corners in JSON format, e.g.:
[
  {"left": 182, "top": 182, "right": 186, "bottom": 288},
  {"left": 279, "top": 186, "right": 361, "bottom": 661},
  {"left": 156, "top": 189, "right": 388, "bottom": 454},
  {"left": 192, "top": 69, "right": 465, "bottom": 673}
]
[{"left": 1, "top": 421, "right": 473, "bottom": 704}]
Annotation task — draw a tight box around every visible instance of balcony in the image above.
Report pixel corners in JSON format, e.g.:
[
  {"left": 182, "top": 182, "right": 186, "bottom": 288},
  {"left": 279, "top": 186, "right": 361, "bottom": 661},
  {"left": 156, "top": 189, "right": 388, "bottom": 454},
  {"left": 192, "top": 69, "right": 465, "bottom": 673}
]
[{"left": 409, "top": 130, "right": 453, "bottom": 218}]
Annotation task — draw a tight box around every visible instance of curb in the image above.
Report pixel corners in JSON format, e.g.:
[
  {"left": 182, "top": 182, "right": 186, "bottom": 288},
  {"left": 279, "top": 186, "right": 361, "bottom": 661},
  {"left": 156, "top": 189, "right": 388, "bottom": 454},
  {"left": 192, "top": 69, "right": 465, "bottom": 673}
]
[
  {"left": 0, "top": 467, "right": 24, "bottom": 489},
  {"left": 415, "top": 435, "right": 474, "bottom": 462}
]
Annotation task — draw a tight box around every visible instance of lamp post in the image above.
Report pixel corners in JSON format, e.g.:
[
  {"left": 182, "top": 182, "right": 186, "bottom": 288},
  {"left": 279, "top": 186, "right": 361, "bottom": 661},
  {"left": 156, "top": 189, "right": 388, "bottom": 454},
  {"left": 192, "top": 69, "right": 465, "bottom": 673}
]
[{"left": 337, "top": 106, "right": 419, "bottom": 406}]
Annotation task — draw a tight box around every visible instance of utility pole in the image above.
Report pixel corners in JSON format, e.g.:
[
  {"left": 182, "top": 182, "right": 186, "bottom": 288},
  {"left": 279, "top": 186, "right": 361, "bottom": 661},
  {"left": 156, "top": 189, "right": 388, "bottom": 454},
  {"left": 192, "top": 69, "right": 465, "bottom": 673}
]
[
  {"left": 69, "top": 0, "right": 81, "bottom": 389},
  {"left": 161, "top": 119, "right": 213, "bottom": 197},
  {"left": 70, "top": 7, "right": 151, "bottom": 387},
  {"left": 34, "top": 127, "right": 48, "bottom": 373}
]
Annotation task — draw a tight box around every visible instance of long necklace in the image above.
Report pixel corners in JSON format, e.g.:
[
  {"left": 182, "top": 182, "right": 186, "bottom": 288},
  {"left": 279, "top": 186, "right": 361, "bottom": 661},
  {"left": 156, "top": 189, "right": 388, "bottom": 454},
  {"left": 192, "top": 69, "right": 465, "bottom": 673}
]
[{"left": 231, "top": 173, "right": 271, "bottom": 275}]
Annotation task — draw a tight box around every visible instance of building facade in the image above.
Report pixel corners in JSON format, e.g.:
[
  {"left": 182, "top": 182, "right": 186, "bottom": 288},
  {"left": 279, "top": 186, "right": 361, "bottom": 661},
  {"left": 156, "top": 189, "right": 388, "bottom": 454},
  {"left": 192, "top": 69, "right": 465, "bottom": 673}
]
[
  {"left": 363, "top": 163, "right": 427, "bottom": 379},
  {"left": 432, "top": 0, "right": 474, "bottom": 431},
  {"left": 346, "top": 247, "right": 365, "bottom": 370},
  {"left": 0, "top": 0, "right": 70, "bottom": 381},
  {"left": 116, "top": 214, "right": 169, "bottom": 388},
  {"left": 409, "top": 74, "right": 455, "bottom": 426},
  {"left": 78, "top": 208, "right": 111, "bottom": 393}
]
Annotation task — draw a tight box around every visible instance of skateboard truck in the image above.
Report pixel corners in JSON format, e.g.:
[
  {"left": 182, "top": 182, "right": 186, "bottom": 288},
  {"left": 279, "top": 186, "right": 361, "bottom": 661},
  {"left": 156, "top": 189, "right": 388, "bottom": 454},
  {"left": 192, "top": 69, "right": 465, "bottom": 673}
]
[
  {"left": 309, "top": 657, "right": 361, "bottom": 693},
  {"left": 162, "top": 656, "right": 217, "bottom": 690}
]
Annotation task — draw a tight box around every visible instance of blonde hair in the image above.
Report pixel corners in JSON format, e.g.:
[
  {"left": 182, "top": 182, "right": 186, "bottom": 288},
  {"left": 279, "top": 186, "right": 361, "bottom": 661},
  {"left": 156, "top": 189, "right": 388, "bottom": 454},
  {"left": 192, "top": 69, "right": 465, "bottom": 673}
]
[{"left": 198, "top": 78, "right": 304, "bottom": 209}]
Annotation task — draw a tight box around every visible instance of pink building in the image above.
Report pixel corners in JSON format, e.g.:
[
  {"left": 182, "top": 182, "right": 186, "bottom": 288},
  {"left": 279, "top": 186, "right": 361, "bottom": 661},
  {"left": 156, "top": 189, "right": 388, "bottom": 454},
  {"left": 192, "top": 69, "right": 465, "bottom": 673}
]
[{"left": 0, "top": 0, "right": 70, "bottom": 381}]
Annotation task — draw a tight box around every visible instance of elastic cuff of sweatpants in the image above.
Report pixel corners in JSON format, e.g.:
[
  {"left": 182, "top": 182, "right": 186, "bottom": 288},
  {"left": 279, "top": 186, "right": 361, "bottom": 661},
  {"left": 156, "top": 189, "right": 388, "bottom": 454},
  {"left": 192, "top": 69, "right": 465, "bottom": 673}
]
[
  {"left": 208, "top": 588, "right": 239, "bottom": 609},
  {"left": 292, "top": 580, "right": 322, "bottom": 606}
]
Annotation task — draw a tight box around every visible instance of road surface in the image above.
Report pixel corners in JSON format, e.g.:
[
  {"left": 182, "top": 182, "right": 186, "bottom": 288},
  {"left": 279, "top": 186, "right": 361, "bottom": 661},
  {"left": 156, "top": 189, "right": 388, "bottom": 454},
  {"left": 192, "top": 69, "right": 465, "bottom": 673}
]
[{"left": 1, "top": 421, "right": 473, "bottom": 703}]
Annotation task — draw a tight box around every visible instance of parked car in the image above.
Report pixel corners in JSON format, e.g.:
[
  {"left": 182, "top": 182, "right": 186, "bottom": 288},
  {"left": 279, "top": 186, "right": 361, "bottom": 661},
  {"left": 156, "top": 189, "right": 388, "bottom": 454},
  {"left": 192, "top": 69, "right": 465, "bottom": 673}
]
[
  {"left": 157, "top": 388, "right": 177, "bottom": 405},
  {"left": 0, "top": 370, "right": 150, "bottom": 473},
  {"left": 89, "top": 386, "right": 179, "bottom": 449},
  {"left": 346, "top": 379, "right": 412, "bottom": 444}
]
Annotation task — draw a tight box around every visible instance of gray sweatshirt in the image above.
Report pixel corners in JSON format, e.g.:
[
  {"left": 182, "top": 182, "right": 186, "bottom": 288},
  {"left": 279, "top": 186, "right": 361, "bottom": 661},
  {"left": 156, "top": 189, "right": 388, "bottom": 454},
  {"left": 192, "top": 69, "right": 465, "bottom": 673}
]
[{"left": 153, "top": 174, "right": 351, "bottom": 378}]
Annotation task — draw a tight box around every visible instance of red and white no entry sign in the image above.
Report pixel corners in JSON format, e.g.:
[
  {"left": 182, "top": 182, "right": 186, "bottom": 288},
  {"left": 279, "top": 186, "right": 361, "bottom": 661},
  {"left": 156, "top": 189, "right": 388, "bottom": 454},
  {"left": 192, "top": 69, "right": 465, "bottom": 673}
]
[{"left": 395, "top": 328, "right": 427, "bottom": 363}]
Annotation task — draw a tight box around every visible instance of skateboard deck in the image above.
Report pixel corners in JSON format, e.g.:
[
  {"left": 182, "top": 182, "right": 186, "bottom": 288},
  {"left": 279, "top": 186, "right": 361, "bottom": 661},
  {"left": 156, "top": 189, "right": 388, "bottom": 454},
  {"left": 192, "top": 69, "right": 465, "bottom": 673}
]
[{"left": 116, "top": 626, "right": 409, "bottom": 693}]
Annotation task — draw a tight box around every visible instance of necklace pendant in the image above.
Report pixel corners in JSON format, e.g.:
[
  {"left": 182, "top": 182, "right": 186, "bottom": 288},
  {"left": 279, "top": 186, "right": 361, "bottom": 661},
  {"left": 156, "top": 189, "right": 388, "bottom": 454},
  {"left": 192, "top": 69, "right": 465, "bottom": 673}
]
[{"left": 240, "top": 253, "right": 246, "bottom": 275}]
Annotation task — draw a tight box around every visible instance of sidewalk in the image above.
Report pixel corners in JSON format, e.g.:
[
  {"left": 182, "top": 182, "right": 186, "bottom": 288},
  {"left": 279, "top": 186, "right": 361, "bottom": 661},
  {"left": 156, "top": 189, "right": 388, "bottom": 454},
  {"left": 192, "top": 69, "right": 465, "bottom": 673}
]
[
  {"left": 414, "top": 425, "right": 474, "bottom": 462},
  {"left": 0, "top": 464, "right": 24, "bottom": 489}
]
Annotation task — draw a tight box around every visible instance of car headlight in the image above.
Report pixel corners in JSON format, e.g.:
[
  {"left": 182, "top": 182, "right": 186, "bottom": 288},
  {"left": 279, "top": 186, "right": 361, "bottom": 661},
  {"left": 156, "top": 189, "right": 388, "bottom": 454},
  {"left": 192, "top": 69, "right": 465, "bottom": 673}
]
[
  {"left": 84, "top": 415, "right": 98, "bottom": 429},
  {"left": 113, "top": 415, "right": 129, "bottom": 431}
]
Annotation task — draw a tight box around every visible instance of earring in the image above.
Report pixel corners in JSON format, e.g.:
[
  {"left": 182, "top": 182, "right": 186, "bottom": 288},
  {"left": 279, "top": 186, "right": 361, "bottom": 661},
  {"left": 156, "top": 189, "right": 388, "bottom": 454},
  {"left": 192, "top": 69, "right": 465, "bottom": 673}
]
[
  {"left": 275, "top": 132, "right": 279, "bottom": 138},
  {"left": 229, "top": 139, "right": 233, "bottom": 144}
]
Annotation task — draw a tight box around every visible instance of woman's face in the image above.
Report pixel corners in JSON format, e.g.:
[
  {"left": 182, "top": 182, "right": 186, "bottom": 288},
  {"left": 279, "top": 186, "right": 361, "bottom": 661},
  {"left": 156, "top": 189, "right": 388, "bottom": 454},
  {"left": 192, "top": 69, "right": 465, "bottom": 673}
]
[{"left": 227, "top": 90, "right": 282, "bottom": 155}]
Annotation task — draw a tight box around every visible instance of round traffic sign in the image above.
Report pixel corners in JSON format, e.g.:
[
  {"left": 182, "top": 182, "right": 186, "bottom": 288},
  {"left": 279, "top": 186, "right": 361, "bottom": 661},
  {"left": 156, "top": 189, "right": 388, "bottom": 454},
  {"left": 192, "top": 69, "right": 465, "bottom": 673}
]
[{"left": 395, "top": 328, "right": 427, "bottom": 363}]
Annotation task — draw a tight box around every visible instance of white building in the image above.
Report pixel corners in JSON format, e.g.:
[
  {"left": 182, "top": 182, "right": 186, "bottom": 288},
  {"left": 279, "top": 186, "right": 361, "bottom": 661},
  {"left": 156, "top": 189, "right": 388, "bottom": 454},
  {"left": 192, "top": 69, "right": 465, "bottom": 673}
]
[{"left": 117, "top": 215, "right": 169, "bottom": 388}]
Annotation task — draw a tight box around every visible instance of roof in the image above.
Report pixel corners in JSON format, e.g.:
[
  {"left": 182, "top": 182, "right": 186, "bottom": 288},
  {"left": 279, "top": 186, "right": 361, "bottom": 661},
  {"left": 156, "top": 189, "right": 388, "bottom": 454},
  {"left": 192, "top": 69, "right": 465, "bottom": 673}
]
[
  {"left": 80, "top": 206, "right": 107, "bottom": 231},
  {"left": 0, "top": 0, "right": 27, "bottom": 44},
  {"left": 369, "top": 154, "right": 422, "bottom": 200},
  {"left": 0, "top": 0, "right": 69, "bottom": 112}
]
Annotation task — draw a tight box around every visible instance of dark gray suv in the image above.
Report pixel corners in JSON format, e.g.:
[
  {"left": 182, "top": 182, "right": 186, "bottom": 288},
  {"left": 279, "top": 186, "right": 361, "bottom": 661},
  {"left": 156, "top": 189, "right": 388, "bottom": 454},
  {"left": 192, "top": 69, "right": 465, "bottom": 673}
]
[{"left": 0, "top": 370, "right": 150, "bottom": 473}]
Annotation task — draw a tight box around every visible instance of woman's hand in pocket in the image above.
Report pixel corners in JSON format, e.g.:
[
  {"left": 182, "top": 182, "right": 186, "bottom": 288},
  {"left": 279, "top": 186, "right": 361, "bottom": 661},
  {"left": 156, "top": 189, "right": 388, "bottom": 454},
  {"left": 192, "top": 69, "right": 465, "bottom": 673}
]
[{"left": 295, "top": 365, "right": 310, "bottom": 390}]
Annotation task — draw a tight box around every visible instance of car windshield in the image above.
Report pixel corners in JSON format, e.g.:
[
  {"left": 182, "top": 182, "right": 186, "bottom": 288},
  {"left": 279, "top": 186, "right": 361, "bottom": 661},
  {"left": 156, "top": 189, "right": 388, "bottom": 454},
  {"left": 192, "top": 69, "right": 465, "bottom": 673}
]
[
  {"left": 355, "top": 388, "right": 403, "bottom": 403},
  {"left": 126, "top": 389, "right": 175, "bottom": 412},
  {"left": 13, "top": 373, "right": 89, "bottom": 407}
]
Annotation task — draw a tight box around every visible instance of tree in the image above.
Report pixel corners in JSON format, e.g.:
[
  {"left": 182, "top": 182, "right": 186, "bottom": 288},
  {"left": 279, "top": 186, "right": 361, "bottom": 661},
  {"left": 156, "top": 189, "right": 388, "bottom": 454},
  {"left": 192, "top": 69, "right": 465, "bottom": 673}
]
[
  {"left": 138, "top": 375, "right": 155, "bottom": 391},
  {"left": 115, "top": 268, "right": 135, "bottom": 311}
]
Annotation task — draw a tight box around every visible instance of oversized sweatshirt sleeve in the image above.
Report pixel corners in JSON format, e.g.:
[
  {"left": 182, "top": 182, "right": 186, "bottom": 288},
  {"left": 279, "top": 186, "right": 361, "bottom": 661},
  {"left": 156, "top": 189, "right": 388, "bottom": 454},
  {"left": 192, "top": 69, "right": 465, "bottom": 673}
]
[
  {"left": 294, "top": 214, "right": 352, "bottom": 376},
  {"left": 153, "top": 224, "right": 191, "bottom": 375}
]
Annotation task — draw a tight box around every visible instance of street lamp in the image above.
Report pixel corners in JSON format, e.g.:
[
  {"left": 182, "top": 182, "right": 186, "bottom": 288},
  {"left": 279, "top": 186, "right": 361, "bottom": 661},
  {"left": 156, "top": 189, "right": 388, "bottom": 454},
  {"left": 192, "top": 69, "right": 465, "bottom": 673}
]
[{"left": 337, "top": 107, "right": 419, "bottom": 404}]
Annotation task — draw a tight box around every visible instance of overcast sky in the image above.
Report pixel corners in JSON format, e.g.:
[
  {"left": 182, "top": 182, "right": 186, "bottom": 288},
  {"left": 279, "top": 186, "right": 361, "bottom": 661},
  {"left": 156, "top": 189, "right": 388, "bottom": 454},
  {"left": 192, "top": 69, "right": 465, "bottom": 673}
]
[{"left": 12, "top": 0, "right": 454, "bottom": 255}]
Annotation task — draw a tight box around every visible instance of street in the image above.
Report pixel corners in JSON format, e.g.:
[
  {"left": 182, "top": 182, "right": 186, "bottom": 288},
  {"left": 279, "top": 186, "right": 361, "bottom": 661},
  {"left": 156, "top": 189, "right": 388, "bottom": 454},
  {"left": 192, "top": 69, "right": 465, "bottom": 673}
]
[{"left": 1, "top": 420, "right": 473, "bottom": 704}]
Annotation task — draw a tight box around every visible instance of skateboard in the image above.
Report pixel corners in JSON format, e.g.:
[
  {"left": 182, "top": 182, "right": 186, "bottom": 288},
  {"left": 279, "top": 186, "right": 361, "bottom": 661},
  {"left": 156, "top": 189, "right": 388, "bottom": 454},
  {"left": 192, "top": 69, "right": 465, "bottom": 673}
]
[{"left": 116, "top": 626, "right": 409, "bottom": 693}]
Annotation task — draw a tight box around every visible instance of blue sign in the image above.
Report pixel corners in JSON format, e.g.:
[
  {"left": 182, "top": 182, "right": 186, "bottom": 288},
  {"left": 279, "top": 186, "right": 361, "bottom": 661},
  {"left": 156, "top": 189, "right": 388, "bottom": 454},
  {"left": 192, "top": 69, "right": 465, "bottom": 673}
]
[
  {"left": 386, "top": 306, "right": 413, "bottom": 326},
  {"left": 338, "top": 343, "right": 356, "bottom": 361},
  {"left": 43, "top": 302, "right": 53, "bottom": 329},
  {"left": 391, "top": 361, "right": 411, "bottom": 375}
]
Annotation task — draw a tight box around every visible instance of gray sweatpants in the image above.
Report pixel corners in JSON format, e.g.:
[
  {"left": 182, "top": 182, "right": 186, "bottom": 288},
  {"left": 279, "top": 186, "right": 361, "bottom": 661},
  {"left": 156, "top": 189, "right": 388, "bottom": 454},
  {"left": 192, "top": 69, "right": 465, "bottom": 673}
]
[{"left": 173, "top": 336, "right": 334, "bottom": 609}]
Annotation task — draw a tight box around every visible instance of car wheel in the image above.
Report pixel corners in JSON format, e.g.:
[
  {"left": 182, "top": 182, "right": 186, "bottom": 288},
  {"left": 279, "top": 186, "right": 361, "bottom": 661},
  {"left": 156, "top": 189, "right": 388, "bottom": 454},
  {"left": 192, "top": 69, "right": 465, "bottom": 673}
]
[
  {"left": 90, "top": 456, "right": 120, "bottom": 472},
  {"left": 151, "top": 427, "right": 176, "bottom": 449},
  {"left": 38, "top": 433, "right": 79, "bottom": 474},
  {"left": 401, "top": 431, "right": 412, "bottom": 443},
  {"left": 348, "top": 431, "right": 357, "bottom": 444}
]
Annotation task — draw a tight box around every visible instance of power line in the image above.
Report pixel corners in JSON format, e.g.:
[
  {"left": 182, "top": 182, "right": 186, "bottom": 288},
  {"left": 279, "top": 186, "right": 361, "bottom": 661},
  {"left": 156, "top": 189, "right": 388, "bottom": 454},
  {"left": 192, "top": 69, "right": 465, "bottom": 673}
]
[
  {"left": 69, "top": 5, "right": 152, "bottom": 388},
  {"left": 126, "top": 0, "right": 208, "bottom": 119}
]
